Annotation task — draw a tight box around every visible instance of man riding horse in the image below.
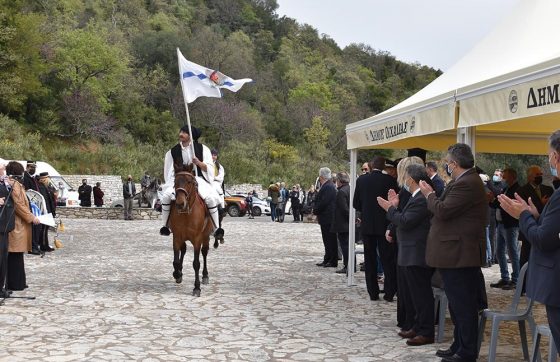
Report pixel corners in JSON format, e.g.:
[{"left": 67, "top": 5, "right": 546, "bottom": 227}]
[{"left": 160, "top": 125, "right": 224, "bottom": 240}]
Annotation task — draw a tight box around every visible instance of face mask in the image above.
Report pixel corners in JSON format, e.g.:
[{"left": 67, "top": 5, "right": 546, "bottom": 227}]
[
  {"left": 403, "top": 178, "right": 411, "bottom": 193},
  {"left": 128, "top": 178, "right": 132, "bottom": 181},
  {"left": 445, "top": 163, "right": 454, "bottom": 177},
  {"left": 534, "top": 176, "right": 543, "bottom": 185},
  {"left": 492, "top": 175, "right": 502, "bottom": 183},
  {"left": 550, "top": 152, "right": 559, "bottom": 177},
  {"left": 82, "top": 181, "right": 87, "bottom": 185}
]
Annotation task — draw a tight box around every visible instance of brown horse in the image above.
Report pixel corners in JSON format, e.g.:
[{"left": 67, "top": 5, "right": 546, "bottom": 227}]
[{"left": 169, "top": 164, "right": 214, "bottom": 297}]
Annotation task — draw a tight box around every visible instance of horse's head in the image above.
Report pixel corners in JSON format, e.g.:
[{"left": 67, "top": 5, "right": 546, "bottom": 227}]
[{"left": 174, "top": 163, "right": 197, "bottom": 212}]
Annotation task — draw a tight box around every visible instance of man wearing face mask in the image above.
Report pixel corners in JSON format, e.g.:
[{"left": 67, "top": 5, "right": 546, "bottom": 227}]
[
  {"left": 123, "top": 175, "right": 136, "bottom": 220},
  {"left": 498, "top": 130, "right": 560, "bottom": 356},
  {"left": 78, "top": 179, "right": 92, "bottom": 207},
  {"left": 516, "top": 165, "right": 554, "bottom": 270},
  {"left": 419, "top": 143, "right": 487, "bottom": 362}
]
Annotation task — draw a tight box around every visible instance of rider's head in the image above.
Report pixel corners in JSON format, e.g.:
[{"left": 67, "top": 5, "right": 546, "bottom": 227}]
[{"left": 179, "top": 125, "right": 201, "bottom": 145}]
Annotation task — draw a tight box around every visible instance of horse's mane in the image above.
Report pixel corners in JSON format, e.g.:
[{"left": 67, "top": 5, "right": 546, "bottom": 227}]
[{"left": 174, "top": 163, "right": 194, "bottom": 174}]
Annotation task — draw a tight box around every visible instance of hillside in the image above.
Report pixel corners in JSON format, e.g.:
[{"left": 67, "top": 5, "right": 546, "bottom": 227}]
[{"left": 0, "top": 0, "right": 441, "bottom": 186}]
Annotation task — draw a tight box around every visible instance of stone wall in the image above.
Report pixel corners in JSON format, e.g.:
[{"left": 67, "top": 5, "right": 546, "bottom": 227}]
[
  {"left": 226, "top": 183, "right": 265, "bottom": 197},
  {"left": 63, "top": 174, "right": 264, "bottom": 203},
  {"left": 57, "top": 206, "right": 160, "bottom": 220},
  {"left": 63, "top": 175, "right": 141, "bottom": 206}
]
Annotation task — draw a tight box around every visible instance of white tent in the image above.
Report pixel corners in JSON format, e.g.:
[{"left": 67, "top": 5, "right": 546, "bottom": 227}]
[{"left": 344, "top": 0, "right": 560, "bottom": 285}]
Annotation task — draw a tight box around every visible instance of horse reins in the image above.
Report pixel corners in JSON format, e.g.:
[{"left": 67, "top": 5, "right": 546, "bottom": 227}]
[{"left": 175, "top": 171, "right": 198, "bottom": 214}]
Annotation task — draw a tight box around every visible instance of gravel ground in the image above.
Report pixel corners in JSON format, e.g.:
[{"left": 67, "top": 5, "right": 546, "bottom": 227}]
[{"left": 0, "top": 216, "right": 551, "bottom": 361}]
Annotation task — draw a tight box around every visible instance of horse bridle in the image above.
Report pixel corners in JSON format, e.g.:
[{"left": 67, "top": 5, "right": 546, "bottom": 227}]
[{"left": 175, "top": 171, "right": 198, "bottom": 214}]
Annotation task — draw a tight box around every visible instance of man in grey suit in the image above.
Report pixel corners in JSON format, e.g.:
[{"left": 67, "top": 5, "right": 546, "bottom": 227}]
[
  {"left": 499, "top": 130, "right": 560, "bottom": 354},
  {"left": 419, "top": 143, "right": 488, "bottom": 362},
  {"left": 378, "top": 163, "right": 434, "bottom": 346}
]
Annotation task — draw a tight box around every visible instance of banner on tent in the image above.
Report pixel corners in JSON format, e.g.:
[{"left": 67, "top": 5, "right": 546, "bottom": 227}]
[
  {"left": 459, "top": 72, "right": 560, "bottom": 127},
  {"left": 346, "top": 103, "right": 455, "bottom": 149}
]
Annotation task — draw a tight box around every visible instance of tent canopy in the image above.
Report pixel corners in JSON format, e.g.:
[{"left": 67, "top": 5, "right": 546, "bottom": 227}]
[{"left": 346, "top": 0, "right": 560, "bottom": 155}]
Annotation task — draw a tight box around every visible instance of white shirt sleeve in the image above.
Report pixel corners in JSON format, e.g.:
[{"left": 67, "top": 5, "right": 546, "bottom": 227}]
[
  {"left": 164, "top": 150, "right": 174, "bottom": 185},
  {"left": 201, "top": 145, "right": 214, "bottom": 183}
]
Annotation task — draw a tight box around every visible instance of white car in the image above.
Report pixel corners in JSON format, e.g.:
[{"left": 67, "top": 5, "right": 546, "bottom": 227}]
[
  {"left": 265, "top": 198, "right": 292, "bottom": 215},
  {"left": 249, "top": 196, "right": 270, "bottom": 217}
]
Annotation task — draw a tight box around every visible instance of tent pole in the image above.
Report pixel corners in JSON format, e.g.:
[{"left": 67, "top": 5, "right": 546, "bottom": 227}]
[
  {"left": 457, "top": 126, "right": 476, "bottom": 155},
  {"left": 348, "top": 148, "right": 357, "bottom": 286}
]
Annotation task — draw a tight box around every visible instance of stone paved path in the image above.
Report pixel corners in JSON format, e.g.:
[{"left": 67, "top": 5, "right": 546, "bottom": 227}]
[{"left": 0, "top": 217, "right": 551, "bottom": 361}]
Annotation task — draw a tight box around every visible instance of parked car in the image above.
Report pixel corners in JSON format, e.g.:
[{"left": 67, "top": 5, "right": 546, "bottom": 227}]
[
  {"left": 248, "top": 196, "right": 270, "bottom": 217},
  {"left": 224, "top": 191, "right": 247, "bottom": 217}
]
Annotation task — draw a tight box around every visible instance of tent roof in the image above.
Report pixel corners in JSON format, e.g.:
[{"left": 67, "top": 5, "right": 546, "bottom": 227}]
[{"left": 346, "top": 0, "right": 560, "bottom": 153}]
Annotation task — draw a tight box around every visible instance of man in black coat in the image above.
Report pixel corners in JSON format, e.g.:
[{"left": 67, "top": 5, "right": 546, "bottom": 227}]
[
  {"left": 331, "top": 172, "right": 350, "bottom": 274},
  {"left": 313, "top": 167, "right": 338, "bottom": 268},
  {"left": 516, "top": 165, "right": 554, "bottom": 269},
  {"left": 379, "top": 163, "right": 435, "bottom": 346},
  {"left": 78, "top": 179, "right": 92, "bottom": 207},
  {"left": 426, "top": 161, "right": 445, "bottom": 197},
  {"left": 353, "top": 156, "right": 399, "bottom": 301}
]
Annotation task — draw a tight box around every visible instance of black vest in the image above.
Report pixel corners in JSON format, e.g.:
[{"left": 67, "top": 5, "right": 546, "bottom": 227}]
[
  {"left": 170, "top": 143, "right": 208, "bottom": 182},
  {"left": 0, "top": 183, "right": 15, "bottom": 234}
]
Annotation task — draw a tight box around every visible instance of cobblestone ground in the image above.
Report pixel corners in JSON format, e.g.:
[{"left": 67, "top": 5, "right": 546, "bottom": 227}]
[{"left": 0, "top": 217, "right": 552, "bottom": 361}]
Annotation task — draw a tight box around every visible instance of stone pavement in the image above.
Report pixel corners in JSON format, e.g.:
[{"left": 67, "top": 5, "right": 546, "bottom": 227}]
[{"left": 0, "top": 217, "right": 552, "bottom": 361}]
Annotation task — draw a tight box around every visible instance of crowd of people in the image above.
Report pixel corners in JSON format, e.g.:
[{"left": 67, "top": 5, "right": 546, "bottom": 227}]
[
  {"left": 264, "top": 182, "right": 315, "bottom": 223},
  {"left": 310, "top": 134, "right": 560, "bottom": 362}
]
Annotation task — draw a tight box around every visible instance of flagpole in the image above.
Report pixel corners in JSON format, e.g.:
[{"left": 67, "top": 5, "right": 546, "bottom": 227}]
[{"left": 177, "top": 48, "right": 198, "bottom": 177}]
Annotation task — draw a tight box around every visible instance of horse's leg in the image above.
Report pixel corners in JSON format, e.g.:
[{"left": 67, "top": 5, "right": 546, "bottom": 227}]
[
  {"left": 172, "top": 239, "right": 183, "bottom": 284},
  {"left": 192, "top": 243, "right": 201, "bottom": 297},
  {"left": 201, "top": 240, "right": 209, "bottom": 285},
  {"left": 213, "top": 212, "right": 224, "bottom": 248}
]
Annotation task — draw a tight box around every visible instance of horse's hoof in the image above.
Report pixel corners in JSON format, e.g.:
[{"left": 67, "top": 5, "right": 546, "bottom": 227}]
[
  {"left": 175, "top": 277, "right": 182, "bottom": 284},
  {"left": 202, "top": 276, "right": 209, "bottom": 285},
  {"left": 213, "top": 239, "right": 219, "bottom": 249},
  {"left": 192, "top": 289, "right": 201, "bottom": 297},
  {"left": 220, "top": 237, "right": 225, "bottom": 244}
]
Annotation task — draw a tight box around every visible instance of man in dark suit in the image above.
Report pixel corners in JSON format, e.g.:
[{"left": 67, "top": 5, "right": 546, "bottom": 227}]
[
  {"left": 516, "top": 165, "right": 554, "bottom": 269},
  {"left": 313, "top": 167, "right": 338, "bottom": 268},
  {"left": 419, "top": 143, "right": 487, "bottom": 362},
  {"left": 498, "top": 130, "right": 560, "bottom": 355},
  {"left": 353, "top": 156, "right": 399, "bottom": 301},
  {"left": 379, "top": 163, "right": 434, "bottom": 346},
  {"left": 489, "top": 168, "right": 521, "bottom": 290},
  {"left": 426, "top": 161, "right": 445, "bottom": 197},
  {"left": 331, "top": 172, "right": 350, "bottom": 274}
]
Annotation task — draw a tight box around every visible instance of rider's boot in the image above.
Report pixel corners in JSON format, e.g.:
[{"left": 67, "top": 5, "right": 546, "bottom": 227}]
[
  {"left": 209, "top": 206, "right": 224, "bottom": 239},
  {"left": 160, "top": 203, "right": 171, "bottom": 236}
]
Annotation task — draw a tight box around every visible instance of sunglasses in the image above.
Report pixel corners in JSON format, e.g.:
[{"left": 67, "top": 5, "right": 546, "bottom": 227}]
[{"left": 361, "top": 168, "right": 368, "bottom": 172}]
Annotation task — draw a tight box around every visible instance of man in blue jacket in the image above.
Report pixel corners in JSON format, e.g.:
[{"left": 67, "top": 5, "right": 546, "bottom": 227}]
[{"left": 499, "top": 129, "right": 560, "bottom": 354}]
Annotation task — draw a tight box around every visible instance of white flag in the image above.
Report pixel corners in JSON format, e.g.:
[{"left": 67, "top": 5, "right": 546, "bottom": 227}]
[{"left": 177, "top": 48, "right": 252, "bottom": 103}]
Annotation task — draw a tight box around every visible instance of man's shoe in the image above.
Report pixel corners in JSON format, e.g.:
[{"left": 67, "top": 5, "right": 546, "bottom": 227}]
[
  {"left": 406, "top": 335, "right": 434, "bottom": 346},
  {"left": 28, "top": 249, "right": 41, "bottom": 255},
  {"left": 383, "top": 295, "right": 394, "bottom": 302},
  {"left": 160, "top": 226, "right": 171, "bottom": 236},
  {"left": 398, "top": 329, "right": 416, "bottom": 339},
  {"left": 370, "top": 295, "right": 379, "bottom": 301},
  {"left": 323, "top": 262, "right": 337, "bottom": 268},
  {"left": 435, "top": 348, "right": 456, "bottom": 358},
  {"left": 502, "top": 281, "right": 517, "bottom": 290},
  {"left": 490, "top": 279, "right": 509, "bottom": 288},
  {"left": 441, "top": 354, "right": 476, "bottom": 362},
  {"left": 316, "top": 262, "right": 326, "bottom": 267},
  {"left": 335, "top": 267, "right": 347, "bottom": 274}
]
